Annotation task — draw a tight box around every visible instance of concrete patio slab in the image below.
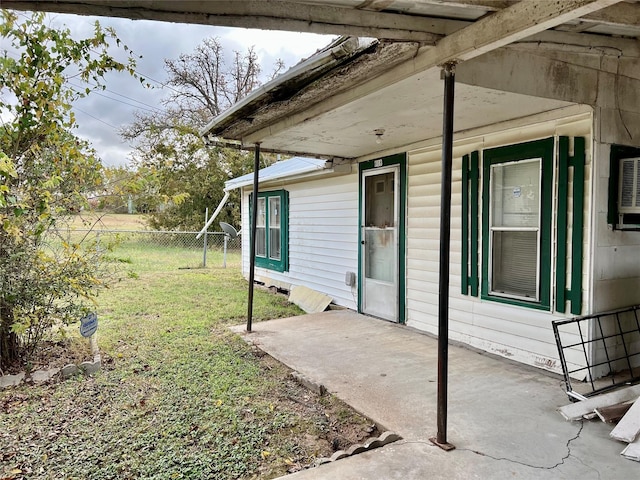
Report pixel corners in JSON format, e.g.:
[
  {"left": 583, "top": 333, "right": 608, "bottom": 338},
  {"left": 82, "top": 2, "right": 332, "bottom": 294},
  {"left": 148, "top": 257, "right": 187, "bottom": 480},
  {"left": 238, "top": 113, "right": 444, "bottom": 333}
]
[{"left": 231, "top": 310, "right": 638, "bottom": 479}]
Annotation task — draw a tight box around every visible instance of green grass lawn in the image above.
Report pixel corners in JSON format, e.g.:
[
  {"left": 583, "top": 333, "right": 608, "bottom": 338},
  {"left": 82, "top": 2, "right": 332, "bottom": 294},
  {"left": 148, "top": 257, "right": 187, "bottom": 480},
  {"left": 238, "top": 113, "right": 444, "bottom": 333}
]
[{"left": 1, "top": 242, "right": 374, "bottom": 479}]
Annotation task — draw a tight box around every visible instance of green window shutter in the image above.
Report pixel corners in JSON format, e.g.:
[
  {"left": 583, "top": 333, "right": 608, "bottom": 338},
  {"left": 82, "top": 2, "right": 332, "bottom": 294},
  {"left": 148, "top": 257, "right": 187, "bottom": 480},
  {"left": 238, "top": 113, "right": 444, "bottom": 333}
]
[
  {"left": 556, "top": 137, "right": 586, "bottom": 315},
  {"left": 461, "top": 151, "right": 480, "bottom": 296},
  {"left": 570, "top": 138, "right": 585, "bottom": 315},
  {"left": 462, "top": 154, "right": 469, "bottom": 295},
  {"left": 556, "top": 139, "right": 569, "bottom": 311},
  {"left": 470, "top": 151, "right": 480, "bottom": 297}
]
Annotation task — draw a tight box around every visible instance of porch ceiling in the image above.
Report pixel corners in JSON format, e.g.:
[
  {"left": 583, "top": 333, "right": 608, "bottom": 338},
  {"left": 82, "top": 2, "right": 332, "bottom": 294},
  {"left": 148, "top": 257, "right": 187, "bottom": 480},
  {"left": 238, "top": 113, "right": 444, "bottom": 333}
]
[{"left": 218, "top": 68, "right": 572, "bottom": 160}]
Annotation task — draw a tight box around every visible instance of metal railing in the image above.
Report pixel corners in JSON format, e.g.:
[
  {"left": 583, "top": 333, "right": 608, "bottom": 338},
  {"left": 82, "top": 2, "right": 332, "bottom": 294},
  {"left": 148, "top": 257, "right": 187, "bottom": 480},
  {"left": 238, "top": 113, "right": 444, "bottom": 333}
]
[{"left": 553, "top": 305, "right": 640, "bottom": 400}]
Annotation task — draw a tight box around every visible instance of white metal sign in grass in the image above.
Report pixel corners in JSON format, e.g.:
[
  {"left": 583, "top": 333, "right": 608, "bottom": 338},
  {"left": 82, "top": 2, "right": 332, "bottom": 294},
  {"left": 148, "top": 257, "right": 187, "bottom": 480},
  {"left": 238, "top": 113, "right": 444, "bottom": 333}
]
[{"left": 80, "top": 312, "right": 98, "bottom": 338}]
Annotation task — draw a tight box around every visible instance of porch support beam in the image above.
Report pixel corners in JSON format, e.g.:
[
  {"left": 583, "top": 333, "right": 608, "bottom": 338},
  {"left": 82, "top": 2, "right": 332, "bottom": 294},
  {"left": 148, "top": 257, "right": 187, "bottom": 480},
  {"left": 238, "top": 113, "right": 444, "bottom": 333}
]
[
  {"left": 2, "top": 0, "right": 446, "bottom": 42},
  {"left": 457, "top": 46, "right": 640, "bottom": 115},
  {"left": 203, "top": 138, "right": 351, "bottom": 162},
  {"left": 246, "top": 143, "right": 261, "bottom": 333},
  {"left": 429, "top": 62, "right": 457, "bottom": 452},
  {"left": 581, "top": 1, "right": 640, "bottom": 28},
  {"left": 412, "top": 0, "right": 639, "bottom": 31},
  {"left": 419, "top": 0, "right": 623, "bottom": 66}
]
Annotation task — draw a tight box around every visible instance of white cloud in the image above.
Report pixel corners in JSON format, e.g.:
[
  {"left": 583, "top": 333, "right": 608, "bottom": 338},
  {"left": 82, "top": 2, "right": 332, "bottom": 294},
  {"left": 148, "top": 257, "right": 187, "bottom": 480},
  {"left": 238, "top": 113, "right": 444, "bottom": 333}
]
[
  {"left": 222, "top": 28, "right": 334, "bottom": 60},
  {"left": 37, "top": 13, "right": 334, "bottom": 167}
]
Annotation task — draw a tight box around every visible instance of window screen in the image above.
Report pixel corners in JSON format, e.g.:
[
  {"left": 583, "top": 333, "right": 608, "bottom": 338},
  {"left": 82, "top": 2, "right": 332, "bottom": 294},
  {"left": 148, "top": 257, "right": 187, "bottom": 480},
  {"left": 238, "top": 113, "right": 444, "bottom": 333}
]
[
  {"left": 256, "top": 197, "right": 266, "bottom": 257},
  {"left": 268, "top": 197, "right": 281, "bottom": 261},
  {"left": 491, "top": 231, "right": 538, "bottom": 298},
  {"left": 489, "top": 159, "right": 541, "bottom": 300}
]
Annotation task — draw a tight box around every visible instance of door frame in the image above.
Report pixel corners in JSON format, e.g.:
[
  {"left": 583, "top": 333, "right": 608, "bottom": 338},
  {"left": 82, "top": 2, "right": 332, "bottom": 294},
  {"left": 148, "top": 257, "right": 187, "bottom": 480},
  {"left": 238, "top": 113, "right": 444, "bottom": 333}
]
[{"left": 358, "top": 153, "right": 407, "bottom": 324}]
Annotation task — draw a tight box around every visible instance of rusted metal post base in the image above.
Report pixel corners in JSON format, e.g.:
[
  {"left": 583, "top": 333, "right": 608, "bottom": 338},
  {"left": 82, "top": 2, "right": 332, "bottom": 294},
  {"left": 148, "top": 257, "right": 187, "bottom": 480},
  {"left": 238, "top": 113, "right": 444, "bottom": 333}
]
[{"left": 429, "top": 436, "right": 456, "bottom": 451}]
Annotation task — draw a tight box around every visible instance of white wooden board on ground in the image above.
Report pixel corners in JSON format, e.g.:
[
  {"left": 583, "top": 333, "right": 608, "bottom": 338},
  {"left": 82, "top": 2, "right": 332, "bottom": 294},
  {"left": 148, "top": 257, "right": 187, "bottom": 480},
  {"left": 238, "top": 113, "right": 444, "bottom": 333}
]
[
  {"left": 621, "top": 437, "right": 640, "bottom": 462},
  {"left": 610, "top": 398, "right": 640, "bottom": 443},
  {"left": 559, "top": 384, "right": 640, "bottom": 421},
  {"left": 289, "top": 285, "right": 332, "bottom": 314}
]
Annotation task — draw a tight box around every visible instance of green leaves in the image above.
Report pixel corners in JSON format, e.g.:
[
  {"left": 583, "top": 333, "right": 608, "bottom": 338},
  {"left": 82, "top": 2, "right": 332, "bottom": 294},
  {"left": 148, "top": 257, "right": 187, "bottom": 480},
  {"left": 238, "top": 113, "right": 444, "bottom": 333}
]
[
  {"left": 0, "top": 152, "right": 17, "bottom": 179},
  {"left": 0, "top": 11, "right": 140, "bottom": 370}
]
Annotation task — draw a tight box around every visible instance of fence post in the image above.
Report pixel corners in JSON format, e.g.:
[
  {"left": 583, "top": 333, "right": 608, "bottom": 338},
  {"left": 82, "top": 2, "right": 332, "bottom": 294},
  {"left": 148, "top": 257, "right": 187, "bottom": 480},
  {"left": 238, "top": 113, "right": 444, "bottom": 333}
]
[
  {"left": 223, "top": 234, "right": 228, "bottom": 268},
  {"left": 203, "top": 207, "right": 208, "bottom": 268}
]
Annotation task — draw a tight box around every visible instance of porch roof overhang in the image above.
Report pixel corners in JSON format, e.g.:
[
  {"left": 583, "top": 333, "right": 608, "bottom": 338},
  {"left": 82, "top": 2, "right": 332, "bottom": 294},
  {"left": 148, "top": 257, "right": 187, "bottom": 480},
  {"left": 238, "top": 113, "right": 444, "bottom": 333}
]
[
  {"left": 224, "top": 156, "right": 330, "bottom": 191},
  {"left": 5, "top": 1, "right": 640, "bottom": 43},
  {"left": 6, "top": 2, "right": 639, "bottom": 158},
  {"left": 181, "top": 0, "right": 639, "bottom": 160},
  {"left": 200, "top": 43, "right": 578, "bottom": 160}
]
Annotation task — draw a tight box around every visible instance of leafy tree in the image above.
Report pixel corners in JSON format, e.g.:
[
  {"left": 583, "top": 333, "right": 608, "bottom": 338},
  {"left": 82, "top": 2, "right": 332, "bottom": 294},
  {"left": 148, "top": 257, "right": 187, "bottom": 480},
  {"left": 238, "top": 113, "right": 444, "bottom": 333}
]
[
  {"left": 93, "top": 165, "right": 161, "bottom": 214},
  {"left": 123, "top": 37, "right": 283, "bottom": 232},
  {"left": 0, "top": 10, "right": 139, "bottom": 370}
]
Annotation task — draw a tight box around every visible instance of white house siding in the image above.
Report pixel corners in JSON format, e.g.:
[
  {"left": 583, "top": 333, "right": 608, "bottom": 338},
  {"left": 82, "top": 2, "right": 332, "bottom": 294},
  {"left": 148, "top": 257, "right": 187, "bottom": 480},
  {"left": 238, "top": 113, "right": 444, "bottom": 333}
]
[
  {"left": 590, "top": 114, "right": 640, "bottom": 375},
  {"left": 241, "top": 169, "right": 360, "bottom": 309},
  {"left": 406, "top": 107, "right": 593, "bottom": 374},
  {"left": 591, "top": 132, "right": 640, "bottom": 313}
]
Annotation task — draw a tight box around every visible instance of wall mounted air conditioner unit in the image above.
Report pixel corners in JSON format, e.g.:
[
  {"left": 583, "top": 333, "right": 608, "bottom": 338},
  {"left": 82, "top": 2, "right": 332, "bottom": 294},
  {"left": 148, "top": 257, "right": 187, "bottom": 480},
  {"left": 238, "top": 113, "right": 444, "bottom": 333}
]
[{"left": 617, "top": 156, "right": 640, "bottom": 230}]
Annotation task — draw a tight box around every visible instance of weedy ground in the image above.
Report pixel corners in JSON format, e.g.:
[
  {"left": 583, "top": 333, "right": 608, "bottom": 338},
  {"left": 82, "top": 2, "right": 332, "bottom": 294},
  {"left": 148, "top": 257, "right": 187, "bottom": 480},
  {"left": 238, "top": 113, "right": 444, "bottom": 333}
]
[{"left": 1, "top": 216, "right": 378, "bottom": 480}]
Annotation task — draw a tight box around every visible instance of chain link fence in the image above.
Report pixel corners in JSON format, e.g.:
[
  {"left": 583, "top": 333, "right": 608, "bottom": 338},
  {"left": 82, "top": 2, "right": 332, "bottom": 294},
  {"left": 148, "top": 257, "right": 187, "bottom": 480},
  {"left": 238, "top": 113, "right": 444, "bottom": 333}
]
[
  {"left": 78, "top": 230, "right": 241, "bottom": 250},
  {"left": 55, "top": 229, "right": 242, "bottom": 269}
]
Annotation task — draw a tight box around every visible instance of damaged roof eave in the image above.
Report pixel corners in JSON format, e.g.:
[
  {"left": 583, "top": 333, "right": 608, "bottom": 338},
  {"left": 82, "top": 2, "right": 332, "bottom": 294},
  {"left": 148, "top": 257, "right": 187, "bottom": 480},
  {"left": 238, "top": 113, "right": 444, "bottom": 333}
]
[
  {"left": 199, "top": 36, "right": 378, "bottom": 141},
  {"left": 203, "top": 39, "right": 424, "bottom": 150},
  {"left": 199, "top": 0, "right": 637, "bottom": 158}
]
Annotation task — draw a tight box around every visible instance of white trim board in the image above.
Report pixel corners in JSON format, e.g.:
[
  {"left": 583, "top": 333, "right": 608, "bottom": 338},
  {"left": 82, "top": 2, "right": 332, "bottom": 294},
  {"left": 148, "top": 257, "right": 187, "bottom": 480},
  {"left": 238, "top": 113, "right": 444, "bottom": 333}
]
[
  {"left": 610, "top": 397, "right": 640, "bottom": 443},
  {"left": 558, "top": 384, "right": 640, "bottom": 421},
  {"left": 621, "top": 437, "right": 640, "bottom": 462}
]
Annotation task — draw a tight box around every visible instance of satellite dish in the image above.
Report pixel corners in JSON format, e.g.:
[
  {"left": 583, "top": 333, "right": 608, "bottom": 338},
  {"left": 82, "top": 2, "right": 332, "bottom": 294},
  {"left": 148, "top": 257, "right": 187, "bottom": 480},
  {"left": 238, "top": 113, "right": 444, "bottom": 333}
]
[{"left": 219, "top": 222, "right": 239, "bottom": 239}]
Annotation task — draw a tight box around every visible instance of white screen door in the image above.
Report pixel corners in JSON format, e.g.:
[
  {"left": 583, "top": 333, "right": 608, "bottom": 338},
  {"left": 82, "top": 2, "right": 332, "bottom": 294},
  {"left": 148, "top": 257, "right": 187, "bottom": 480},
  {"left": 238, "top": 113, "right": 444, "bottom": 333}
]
[{"left": 361, "top": 165, "right": 399, "bottom": 321}]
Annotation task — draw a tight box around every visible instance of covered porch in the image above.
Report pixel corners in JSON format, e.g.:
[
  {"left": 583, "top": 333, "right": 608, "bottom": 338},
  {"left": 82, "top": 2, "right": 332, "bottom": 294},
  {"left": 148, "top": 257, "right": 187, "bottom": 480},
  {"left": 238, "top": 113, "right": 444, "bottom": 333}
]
[{"left": 232, "top": 310, "right": 637, "bottom": 479}]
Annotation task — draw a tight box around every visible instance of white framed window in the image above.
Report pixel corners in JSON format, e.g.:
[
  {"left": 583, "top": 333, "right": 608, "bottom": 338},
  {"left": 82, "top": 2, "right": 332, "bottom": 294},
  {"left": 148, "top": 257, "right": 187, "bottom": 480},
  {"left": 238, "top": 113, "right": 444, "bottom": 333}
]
[
  {"left": 489, "top": 159, "right": 541, "bottom": 301},
  {"left": 481, "top": 137, "right": 554, "bottom": 311},
  {"left": 250, "top": 190, "right": 289, "bottom": 272}
]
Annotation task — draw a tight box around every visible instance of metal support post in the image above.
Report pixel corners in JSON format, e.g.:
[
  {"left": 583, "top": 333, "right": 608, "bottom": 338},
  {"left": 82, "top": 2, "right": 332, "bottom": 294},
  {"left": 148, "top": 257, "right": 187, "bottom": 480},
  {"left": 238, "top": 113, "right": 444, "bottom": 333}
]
[
  {"left": 247, "top": 143, "right": 261, "bottom": 332},
  {"left": 430, "top": 62, "right": 456, "bottom": 451}
]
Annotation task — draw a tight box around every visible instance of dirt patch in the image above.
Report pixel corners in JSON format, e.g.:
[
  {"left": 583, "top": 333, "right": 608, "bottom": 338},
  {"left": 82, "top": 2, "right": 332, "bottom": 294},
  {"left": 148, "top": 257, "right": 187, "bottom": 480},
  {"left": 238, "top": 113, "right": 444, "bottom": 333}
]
[
  {"left": 1, "top": 337, "right": 92, "bottom": 377},
  {"left": 253, "top": 350, "right": 382, "bottom": 476}
]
